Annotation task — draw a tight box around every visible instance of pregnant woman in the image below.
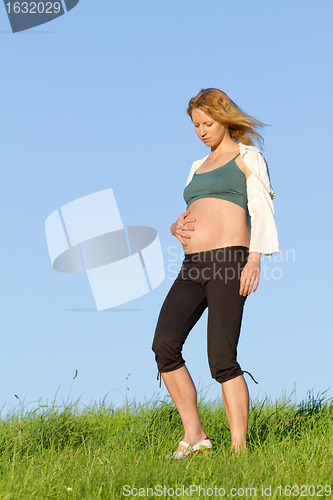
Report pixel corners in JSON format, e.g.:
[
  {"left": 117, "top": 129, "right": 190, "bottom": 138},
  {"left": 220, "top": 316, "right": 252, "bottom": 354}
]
[{"left": 152, "top": 88, "right": 279, "bottom": 458}]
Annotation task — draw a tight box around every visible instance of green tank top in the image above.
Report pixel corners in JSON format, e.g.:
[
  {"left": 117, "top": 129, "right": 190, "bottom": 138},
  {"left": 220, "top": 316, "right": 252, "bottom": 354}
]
[{"left": 183, "top": 153, "right": 248, "bottom": 214}]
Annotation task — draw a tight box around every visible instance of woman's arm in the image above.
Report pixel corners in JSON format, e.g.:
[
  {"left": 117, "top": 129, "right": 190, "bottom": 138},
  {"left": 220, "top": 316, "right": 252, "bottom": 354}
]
[
  {"left": 246, "top": 174, "right": 279, "bottom": 257},
  {"left": 236, "top": 151, "right": 278, "bottom": 294},
  {"left": 241, "top": 148, "right": 279, "bottom": 257}
]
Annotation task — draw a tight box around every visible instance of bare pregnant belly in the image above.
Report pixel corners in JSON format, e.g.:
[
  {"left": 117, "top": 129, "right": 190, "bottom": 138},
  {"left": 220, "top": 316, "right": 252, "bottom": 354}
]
[{"left": 182, "top": 198, "right": 250, "bottom": 254}]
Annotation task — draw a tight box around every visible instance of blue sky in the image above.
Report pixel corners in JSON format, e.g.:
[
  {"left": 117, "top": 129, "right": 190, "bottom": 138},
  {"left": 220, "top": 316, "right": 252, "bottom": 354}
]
[{"left": 1, "top": 0, "right": 332, "bottom": 415}]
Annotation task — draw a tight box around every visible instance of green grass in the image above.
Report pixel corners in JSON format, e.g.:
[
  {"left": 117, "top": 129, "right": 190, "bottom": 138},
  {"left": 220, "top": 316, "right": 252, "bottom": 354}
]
[{"left": 0, "top": 391, "right": 332, "bottom": 499}]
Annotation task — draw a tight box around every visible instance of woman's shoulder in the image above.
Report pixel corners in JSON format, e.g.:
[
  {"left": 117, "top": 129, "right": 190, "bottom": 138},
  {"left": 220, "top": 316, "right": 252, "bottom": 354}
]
[
  {"left": 239, "top": 144, "right": 275, "bottom": 199},
  {"left": 239, "top": 143, "right": 268, "bottom": 171},
  {"left": 239, "top": 143, "right": 264, "bottom": 158},
  {"left": 239, "top": 143, "right": 260, "bottom": 152}
]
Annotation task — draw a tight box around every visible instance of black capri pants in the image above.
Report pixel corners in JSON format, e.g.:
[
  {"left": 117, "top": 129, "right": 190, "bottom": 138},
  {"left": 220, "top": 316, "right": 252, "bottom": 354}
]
[{"left": 152, "top": 246, "right": 253, "bottom": 385}]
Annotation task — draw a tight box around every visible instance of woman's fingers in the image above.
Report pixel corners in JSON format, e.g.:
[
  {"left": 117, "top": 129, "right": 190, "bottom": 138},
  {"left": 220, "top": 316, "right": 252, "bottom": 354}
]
[
  {"left": 176, "top": 233, "right": 189, "bottom": 246},
  {"left": 180, "top": 211, "right": 196, "bottom": 221},
  {"left": 252, "top": 274, "right": 259, "bottom": 293},
  {"left": 179, "top": 214, "right": 196, "bottom": 225},
  {"left": 175, "top": 213, "right": 196, "bottom": 241},
  {"left": 171, "top": 212, "right": 196, "bottom": 246},
  {"left": 181, "top": 211, "right": 191, "bottom": 219},
  {"left": 239, "top": 266, "right": 260, "bottom": 296},
  {"left": 239, "top": 273, "right": 248, "bottom": 296}
]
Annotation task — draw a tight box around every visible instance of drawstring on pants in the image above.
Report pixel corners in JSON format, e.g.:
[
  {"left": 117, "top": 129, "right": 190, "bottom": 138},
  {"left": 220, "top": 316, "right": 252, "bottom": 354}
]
[
  {"left": 242, "top": 370, "right": 258, "bottom": 384},
  {"left": 157, "top": 370, "right": 162, "bottom": 388}
]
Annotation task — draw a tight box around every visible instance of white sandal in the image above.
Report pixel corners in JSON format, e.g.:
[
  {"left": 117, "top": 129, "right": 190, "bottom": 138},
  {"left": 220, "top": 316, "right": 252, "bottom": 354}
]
[{"left": 165, "top": 436, "right": 213, "bottom": 460}]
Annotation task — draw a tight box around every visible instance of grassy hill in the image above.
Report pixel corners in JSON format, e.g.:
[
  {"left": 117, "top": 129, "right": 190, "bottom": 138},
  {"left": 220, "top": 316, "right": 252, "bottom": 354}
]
[{"left": 0, "top": 391, "right": 332, "bottom": 499}]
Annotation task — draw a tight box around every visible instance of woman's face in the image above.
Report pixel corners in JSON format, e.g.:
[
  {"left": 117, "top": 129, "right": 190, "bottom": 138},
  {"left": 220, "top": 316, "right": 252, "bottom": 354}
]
[{"left": 191, "top": 108, "right": 228, "bottom": 149}]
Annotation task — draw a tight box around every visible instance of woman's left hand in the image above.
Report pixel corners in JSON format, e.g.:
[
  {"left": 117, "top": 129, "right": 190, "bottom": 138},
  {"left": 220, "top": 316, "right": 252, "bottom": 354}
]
[{"left": 239, "top": 253, "right": 261, "bottom": 296}]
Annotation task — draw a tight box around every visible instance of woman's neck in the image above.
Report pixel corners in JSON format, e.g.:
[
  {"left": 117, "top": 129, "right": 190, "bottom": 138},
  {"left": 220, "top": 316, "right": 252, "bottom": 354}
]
[{"left": 209, "top": 134, "right": 238, "bottom": 159}]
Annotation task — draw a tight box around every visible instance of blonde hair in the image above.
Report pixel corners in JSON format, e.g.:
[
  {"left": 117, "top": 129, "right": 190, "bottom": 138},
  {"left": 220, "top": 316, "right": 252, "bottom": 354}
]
[{"left": 187, "top": 88, "right": 266, "bottom": 148}]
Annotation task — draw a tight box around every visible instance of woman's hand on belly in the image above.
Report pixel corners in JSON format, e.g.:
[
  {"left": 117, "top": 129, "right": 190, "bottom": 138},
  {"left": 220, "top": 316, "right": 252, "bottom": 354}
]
[{"left": 170, "top": 211, "right": 196, "bottom": 246}]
